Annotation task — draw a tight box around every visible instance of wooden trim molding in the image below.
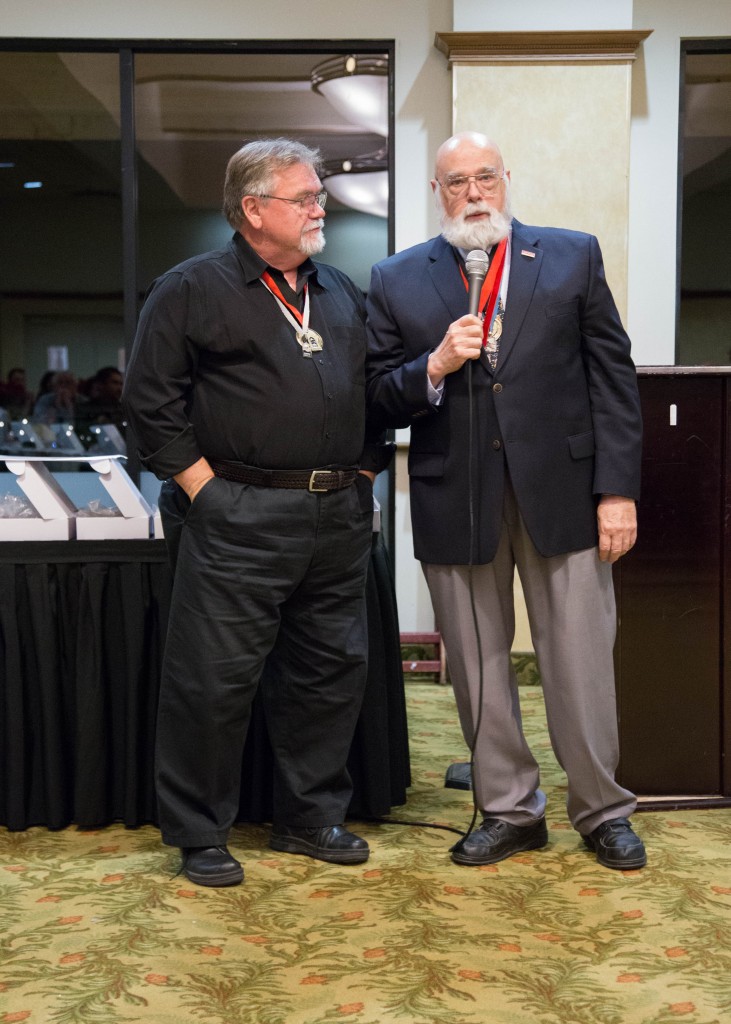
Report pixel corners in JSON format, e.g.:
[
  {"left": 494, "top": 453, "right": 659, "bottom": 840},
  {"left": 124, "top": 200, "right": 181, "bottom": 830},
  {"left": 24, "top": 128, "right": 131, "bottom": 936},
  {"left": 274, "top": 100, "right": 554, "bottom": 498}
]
[
  {"left": 434, "top": 30, "right": 653, "bottom": 66},
  {"left": 636, "top": 366, "right": 731, "bottom": 376}
]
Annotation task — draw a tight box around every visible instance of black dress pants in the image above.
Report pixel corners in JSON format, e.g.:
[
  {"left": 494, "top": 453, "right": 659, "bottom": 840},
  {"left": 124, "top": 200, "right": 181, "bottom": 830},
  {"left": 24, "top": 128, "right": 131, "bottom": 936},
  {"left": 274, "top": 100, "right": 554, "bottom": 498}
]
[{"left": 155, "top": 474, "right": 373, "bottom": 848}]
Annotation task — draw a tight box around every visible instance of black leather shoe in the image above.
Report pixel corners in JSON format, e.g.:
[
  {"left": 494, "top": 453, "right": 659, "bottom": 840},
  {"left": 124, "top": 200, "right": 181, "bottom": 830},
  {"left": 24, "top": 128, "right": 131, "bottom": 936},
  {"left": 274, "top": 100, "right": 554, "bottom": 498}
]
[
  {"left": 181, "top": 846, "right": 244, "bottom": 887},
  {"left": 269, "top": 824, "right": 369, "bottom": 864},
  {"left": 451, "top": 817, "right": 548, "bottom": 866},
  {"left": 583, "top": 817, "right": 647, "bottom": 870}
]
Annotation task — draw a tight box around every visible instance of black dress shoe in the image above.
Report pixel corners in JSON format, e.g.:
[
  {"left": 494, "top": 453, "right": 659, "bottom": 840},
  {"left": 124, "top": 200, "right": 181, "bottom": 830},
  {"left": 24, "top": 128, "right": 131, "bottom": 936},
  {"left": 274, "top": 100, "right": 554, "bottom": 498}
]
[
  {"left": 181, "top": 846, "right": 244, "bottom": 887},
  {"left": 583, "top": 817, "right": 647, "bottom": 870},
  {"left": 269, "top": 824, "right": 369, "bottom": 864},
  {"left": 451, "top": 817, "right": 548, "bottom": 866}
]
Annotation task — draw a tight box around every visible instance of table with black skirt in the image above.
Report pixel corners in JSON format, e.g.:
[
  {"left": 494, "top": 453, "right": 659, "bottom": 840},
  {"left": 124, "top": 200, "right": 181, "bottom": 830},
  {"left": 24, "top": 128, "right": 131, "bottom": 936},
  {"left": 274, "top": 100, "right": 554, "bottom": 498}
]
[{"left": 0, "top": 534, "right": 410, "bottom": 831}]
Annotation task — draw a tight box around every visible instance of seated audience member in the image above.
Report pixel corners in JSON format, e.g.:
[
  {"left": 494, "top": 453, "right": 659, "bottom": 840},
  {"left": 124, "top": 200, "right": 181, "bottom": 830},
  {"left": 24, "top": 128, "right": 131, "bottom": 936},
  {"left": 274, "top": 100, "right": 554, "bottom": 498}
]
[
  {"left": 34, "top": 370, "right": 58, "bottom": 407},
  {"left": 32, "top": 372, "right": 86, "bottom": 424},
  {"left": 0, "top": 368, "right": 34, "bottom": 419},
  {"left": 82, "top": 366, "right": 125, "bottom": 429}
]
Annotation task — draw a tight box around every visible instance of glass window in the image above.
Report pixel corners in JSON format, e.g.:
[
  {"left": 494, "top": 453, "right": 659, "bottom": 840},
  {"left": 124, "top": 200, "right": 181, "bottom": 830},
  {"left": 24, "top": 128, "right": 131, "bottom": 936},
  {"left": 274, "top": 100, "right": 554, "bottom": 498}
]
[
  {"left": 133, "top": 51, "right": 389, "bottom": 294},
  {"left": 0, "top": 43, "right": 394, "bottom": 550},
  {"left": 678, "top": 44, "right": 731, "bottom": 365},
  {"left": 0, "top": 51, "right": 124, "bottom": 408}
]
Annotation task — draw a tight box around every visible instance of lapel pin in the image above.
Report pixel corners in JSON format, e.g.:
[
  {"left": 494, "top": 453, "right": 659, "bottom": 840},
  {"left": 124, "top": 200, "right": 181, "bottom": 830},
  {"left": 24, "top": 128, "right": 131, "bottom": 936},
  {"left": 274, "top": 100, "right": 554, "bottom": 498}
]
[{"left": 521, "top": 249, "right": 536, "bottom": 259}]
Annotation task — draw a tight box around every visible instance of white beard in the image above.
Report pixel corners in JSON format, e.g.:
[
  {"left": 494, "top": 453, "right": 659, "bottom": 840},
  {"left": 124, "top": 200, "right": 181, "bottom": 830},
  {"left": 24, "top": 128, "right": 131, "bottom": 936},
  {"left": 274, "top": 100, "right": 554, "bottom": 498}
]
[
  {"left": 300, "top": 223, "right": 326, "bottom": 256},
  {"left": 439, "top": 192, "right": 513, "bottom": 251}
]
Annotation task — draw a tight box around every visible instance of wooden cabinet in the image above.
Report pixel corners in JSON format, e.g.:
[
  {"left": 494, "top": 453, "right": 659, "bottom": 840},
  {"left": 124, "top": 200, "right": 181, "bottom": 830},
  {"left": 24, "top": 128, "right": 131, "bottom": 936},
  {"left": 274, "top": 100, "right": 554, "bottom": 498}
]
[{"left": 614, "top": 369, "right": 731, "bottom": 807}]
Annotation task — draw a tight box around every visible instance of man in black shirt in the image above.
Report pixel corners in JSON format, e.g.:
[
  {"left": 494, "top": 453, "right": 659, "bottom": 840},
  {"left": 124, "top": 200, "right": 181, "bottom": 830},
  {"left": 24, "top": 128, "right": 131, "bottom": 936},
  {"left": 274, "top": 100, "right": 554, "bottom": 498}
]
[{"left": 123, "top": 138, "right": 384, "bottom": 887}]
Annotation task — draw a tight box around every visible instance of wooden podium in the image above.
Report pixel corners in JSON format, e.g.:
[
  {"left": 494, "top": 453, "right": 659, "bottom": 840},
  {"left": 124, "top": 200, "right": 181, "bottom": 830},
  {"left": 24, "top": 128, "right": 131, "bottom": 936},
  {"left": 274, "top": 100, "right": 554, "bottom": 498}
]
[{"left": 614, "top": 368, "right": 731, "bottom": 808}]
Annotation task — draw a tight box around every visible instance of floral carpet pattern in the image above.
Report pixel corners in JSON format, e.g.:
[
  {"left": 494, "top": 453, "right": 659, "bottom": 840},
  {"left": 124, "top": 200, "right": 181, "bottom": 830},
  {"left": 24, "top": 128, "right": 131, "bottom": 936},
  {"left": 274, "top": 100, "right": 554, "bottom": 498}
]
[{"left": 2, "top": 683, "right": 731, "bottom": 1024}]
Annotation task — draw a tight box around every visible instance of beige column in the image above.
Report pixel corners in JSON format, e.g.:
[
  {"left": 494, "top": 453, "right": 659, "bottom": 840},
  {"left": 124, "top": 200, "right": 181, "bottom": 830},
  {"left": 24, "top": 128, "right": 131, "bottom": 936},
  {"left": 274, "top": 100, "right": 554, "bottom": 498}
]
[
  {"left": 434, "top": 31, "right": 650, "bottom": 650},
  {"left": 434, "top": 30, "right": 651, "bottom": 320}
]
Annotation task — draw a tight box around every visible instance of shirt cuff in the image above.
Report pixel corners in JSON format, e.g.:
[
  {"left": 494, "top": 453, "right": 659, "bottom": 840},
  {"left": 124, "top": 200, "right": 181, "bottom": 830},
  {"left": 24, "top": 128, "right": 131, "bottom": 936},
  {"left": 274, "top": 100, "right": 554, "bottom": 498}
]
[{"left": 428, "top": 376, "right": 445, "bottom": 406}]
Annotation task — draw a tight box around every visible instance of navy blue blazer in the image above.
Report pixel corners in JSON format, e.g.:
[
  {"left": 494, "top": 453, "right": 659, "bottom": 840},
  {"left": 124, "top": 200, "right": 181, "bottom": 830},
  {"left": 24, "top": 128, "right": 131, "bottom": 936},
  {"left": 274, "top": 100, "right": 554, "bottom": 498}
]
[{"left": 365, "top": 222, "right": 642, "bottom": 565}]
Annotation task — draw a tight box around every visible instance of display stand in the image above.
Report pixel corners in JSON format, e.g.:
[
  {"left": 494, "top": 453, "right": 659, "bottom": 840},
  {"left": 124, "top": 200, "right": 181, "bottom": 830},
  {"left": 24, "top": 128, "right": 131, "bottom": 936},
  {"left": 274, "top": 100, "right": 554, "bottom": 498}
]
[{"left": 0, "top": 456, "right": 153, "bottom": 540}]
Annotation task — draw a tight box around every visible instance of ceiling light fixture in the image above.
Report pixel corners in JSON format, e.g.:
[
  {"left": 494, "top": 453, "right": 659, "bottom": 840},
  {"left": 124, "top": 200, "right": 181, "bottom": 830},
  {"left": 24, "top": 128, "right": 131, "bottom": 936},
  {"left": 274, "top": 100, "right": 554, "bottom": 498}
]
[
  {"left": 311, "top": 54, "right": 388, "bottom": 137},
  {"left": 321, "top": 150, "right": 388, "bottom": 218}
]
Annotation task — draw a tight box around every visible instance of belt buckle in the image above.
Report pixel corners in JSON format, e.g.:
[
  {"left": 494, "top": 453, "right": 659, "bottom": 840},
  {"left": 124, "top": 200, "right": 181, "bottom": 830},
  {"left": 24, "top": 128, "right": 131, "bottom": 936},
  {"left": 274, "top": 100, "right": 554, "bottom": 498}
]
[{"left": 308, "top": 470, "right": 331, "bottom": 493}]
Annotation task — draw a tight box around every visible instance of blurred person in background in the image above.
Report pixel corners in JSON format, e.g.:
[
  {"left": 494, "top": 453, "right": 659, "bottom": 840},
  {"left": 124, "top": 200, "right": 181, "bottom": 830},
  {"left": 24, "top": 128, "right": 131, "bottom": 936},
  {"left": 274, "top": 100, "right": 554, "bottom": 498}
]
[
  {"left": 77, "top": 366, "right": 126, "bottom": 433},
  {"left": 0, "top": 368, "right": 34, "bottom": 419},
  {"left": 32, "top": 371, "right": 87, "bottom": 424}
]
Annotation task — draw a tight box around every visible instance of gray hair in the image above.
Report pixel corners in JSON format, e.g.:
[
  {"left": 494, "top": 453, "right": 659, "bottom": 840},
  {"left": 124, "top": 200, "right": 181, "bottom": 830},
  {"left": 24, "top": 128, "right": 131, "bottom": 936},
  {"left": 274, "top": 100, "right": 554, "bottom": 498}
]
[{"left": 222, "top": 138, "right": 322, "bottom": 229}]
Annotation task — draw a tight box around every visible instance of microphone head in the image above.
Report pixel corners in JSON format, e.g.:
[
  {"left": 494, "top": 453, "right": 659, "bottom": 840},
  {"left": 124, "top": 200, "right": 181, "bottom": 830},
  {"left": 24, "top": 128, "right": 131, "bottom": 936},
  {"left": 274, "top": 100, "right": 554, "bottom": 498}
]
[{"left": 465, "top": 249, "right": 489, "bottom": 277}]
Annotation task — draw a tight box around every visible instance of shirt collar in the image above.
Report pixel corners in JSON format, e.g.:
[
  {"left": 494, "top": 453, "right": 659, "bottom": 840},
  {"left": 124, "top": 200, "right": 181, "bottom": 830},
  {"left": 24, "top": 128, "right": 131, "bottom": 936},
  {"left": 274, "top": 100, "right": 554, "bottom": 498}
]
[{"left": 231, "top": 232, "right": 319, "bottom": 291}]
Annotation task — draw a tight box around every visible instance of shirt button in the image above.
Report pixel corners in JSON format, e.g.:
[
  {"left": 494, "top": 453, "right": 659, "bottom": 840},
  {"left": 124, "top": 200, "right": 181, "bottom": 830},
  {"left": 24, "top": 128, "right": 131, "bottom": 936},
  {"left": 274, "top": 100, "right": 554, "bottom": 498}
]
[
  {"left": 492, "top": 439, "right": 502, "bottom": 450},
  {"left": 492, "top": 382, "right": 503, "bottom": 393}
]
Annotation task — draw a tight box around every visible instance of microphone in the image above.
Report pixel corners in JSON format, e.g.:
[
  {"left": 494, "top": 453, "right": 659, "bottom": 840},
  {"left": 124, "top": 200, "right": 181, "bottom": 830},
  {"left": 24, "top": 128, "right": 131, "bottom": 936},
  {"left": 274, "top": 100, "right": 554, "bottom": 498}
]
[{"left": 465, "top": 249, "right": 489, "bottom": 317}]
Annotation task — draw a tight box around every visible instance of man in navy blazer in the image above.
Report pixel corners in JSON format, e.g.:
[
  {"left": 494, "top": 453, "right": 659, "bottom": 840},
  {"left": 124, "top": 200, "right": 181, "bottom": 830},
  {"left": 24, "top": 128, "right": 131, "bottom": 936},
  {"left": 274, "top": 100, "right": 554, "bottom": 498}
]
[{"left": 366, "top": 131, "right": 646, "bottom": 870}]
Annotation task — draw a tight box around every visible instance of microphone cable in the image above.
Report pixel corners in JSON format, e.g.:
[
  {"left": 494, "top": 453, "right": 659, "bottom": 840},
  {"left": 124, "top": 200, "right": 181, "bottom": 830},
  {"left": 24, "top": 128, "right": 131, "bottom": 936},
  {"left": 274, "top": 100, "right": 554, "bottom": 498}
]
[
  {"left": 365, "top": 349, "right": 487, "bottom": 850},
  {"left": 357, "top": 814, "right": 466, "bottom": 838},
  {"left": 361, "top": 250, "right": 492, "bottom": 851},
  {"left": 448, "top": 247, "right": 493, "bottom": 855},
  {"left": 447, "top": 358, "right": 487, "bottom": 853}
]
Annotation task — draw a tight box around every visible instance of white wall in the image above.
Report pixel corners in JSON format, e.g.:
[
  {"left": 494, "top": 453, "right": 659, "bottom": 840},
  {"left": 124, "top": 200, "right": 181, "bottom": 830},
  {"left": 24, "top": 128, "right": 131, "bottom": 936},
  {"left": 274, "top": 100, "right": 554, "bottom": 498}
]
[{"left": 454, "top": 0, "right": 634, "bottom": 32}]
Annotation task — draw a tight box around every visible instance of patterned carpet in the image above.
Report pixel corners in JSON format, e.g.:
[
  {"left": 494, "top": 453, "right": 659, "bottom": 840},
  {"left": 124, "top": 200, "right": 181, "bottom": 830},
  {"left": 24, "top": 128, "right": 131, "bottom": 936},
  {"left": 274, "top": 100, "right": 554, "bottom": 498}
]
[{"left": 1, "top": 682, "right": 731, "bottom": 1024}]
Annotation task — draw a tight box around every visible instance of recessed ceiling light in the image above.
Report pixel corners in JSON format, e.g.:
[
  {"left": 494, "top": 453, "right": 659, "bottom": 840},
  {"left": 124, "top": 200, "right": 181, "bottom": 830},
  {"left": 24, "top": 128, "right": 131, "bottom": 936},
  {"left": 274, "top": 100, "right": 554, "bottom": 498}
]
[
  {"left": 0, "top": 161, "right": 15, "bottom": 169},
  {"left": 23, "top": 181, "right": 43, "bottom": 189}
]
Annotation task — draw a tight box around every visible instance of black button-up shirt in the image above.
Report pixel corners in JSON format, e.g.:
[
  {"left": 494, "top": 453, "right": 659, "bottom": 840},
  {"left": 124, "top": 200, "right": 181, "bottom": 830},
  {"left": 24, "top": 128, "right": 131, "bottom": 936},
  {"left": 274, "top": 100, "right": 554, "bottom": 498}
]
[{"left": 123, "top": 233, "right": 378, "bottom": 478}]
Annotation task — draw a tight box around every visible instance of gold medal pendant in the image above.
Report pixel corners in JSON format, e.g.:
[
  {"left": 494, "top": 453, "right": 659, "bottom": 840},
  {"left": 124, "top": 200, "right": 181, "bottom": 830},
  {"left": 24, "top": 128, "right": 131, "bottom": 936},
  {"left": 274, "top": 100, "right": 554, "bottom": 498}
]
[
  {"left": 488, "top": 311, "right": 503, "bottom": 347},
  {"left": 484, "top": 307, "right": 503, "bottom": 368},
  {"left": 296, "top": 328, "right": 323, "bottom": 357}
]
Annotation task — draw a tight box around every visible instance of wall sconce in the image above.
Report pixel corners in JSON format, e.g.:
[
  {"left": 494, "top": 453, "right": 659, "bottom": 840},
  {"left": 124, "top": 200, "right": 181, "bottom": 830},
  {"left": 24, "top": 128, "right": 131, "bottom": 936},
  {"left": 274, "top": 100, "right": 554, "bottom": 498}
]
[{"left": 311, "top": 54, "right": 388, "bottom": 137}]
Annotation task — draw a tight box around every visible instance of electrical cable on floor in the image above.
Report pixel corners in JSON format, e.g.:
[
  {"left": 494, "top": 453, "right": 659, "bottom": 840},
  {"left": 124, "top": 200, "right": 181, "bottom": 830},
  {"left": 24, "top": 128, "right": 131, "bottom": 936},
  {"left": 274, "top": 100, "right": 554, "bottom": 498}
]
[{"left": 358, "top": 815, "right": 466, "bottom": 837}]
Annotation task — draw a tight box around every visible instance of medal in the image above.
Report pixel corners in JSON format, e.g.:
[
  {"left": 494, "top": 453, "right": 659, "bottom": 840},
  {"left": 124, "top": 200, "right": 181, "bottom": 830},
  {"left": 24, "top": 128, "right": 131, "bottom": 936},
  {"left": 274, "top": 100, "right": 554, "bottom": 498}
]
[
  {"left": 487, "top": 310, "right": 503, "bottom": 347},
  {"left": 260, "top": 271, "right": 324, "bottom": 358},
  {"left": 296, "top": 328, "right": 323, "bottom": 356}
]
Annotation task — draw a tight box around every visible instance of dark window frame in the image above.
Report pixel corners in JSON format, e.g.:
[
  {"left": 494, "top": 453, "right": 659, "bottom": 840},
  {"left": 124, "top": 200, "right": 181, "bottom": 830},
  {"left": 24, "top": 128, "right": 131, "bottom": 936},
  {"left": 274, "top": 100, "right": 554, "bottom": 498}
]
[{"left": 677, "top": 36, "right": 731, "bottom": 365}]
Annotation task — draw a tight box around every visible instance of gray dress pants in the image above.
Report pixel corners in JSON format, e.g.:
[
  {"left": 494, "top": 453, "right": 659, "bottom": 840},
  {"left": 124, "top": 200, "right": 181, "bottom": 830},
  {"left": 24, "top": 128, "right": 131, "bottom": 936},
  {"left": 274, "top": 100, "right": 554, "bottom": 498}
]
[{"left": 423, "top": 478, "right": 637, "bottom": 835}]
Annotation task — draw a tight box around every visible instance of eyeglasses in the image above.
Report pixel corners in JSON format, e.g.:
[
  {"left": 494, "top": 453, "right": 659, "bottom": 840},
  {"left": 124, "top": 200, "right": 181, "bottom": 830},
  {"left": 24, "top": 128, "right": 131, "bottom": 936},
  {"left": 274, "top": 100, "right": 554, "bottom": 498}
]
[
  {"left": 436, "top": 172, "right": 505, "bottom": 198},
  {"left": 256, "top": 191, "right": 328, "bottom": 211}
]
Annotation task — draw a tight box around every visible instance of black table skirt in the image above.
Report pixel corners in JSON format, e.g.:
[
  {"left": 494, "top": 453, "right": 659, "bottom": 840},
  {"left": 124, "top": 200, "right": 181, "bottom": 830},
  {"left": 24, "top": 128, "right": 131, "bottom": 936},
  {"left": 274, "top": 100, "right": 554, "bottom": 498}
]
[{"left": 0, "top": 535, "right": 410, "bottom": 831}]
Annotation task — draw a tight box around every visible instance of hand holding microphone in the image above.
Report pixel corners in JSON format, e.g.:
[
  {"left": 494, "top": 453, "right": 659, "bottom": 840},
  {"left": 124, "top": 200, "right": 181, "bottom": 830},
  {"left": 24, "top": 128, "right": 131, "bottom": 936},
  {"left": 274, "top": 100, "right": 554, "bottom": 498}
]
[{"left": 427, "top": 249, "right": 489, "bottom": 388}]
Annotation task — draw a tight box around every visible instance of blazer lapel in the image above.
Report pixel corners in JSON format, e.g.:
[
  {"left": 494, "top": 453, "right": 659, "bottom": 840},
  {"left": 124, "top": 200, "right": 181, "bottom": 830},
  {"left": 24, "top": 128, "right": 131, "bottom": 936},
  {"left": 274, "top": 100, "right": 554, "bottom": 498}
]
[
  {"left": 494, "top": 221, "right": 542, "bottom": 374},
  {"left": 428, "top": 236, "right": 469, "bottom": 322}
]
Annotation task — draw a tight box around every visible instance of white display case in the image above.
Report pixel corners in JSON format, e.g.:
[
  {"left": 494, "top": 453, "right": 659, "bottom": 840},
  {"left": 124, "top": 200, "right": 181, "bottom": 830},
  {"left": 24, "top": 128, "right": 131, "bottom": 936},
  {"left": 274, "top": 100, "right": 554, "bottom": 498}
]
[{"left": 0, "top": 456, "right": 154, "bottom": 540}]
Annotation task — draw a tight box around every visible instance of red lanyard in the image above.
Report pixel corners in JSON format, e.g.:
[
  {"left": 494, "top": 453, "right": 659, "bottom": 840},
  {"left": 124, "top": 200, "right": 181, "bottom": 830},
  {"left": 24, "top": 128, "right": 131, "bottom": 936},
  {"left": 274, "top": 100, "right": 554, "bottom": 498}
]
[
  {"left": 261, "top": 270, "right": 305, "bottom": 325},
  {"left": 459, "top": 237, "right": 508, "bottom": 345}
]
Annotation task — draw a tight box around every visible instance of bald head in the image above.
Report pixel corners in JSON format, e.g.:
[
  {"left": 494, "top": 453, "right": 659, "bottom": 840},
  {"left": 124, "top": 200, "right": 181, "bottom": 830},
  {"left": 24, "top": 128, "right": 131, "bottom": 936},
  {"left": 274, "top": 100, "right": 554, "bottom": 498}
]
[{"left": 434, "top": 132, "right": 505, "bottom": 181}]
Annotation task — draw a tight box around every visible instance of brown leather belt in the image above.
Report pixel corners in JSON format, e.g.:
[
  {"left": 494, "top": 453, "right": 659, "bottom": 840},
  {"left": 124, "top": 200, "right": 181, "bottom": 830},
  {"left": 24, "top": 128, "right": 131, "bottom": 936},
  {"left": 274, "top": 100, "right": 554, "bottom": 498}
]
[{"left": 209, "top": 460, "right": 358, "bottom": 493}]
